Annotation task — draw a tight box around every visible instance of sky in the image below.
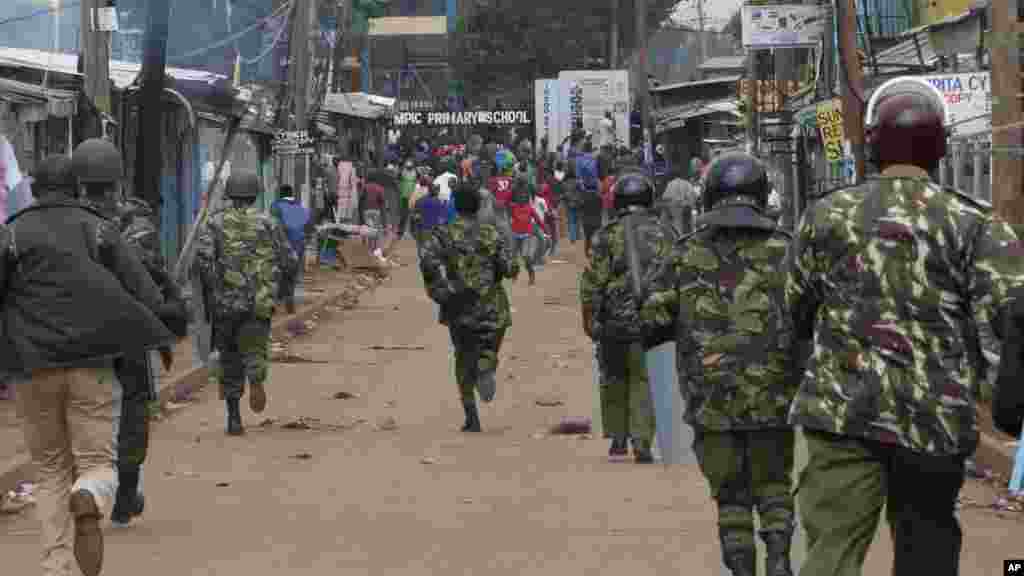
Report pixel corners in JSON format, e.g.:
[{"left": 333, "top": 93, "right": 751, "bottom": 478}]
[{"left": 672, "top": 0, "right": 744, "bottom": 31}]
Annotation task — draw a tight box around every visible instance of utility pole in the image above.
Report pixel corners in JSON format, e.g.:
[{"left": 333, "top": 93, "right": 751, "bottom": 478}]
[
  {"left": 288, "top": 0, "right": 316, "bottom": 207},
  {"left": 135, "top": 0, "right": 171, "bottom": 222},
  {"left": 746, "top": 51, "right": 760, "bottom": 154},
  {"left": 820, "top": 0, "right": 834, "bottom": 98},
  {"left": 991, "top": 0, "right": 1024, "bottom": 223},
  {"left": 610, "top": 0, "right": 619, "bottom": 68},
  {"left": 80, "top": 0, "right": 112, "bottom": 140},
  {"left": 696, "top": 0, "right": 707, "bottom": 65},
  {"left": 836, "top": 0, "right": 865, "bottom": 182},
  {"left": 635, "top": 0, "right": 652, "bottom": 162}
]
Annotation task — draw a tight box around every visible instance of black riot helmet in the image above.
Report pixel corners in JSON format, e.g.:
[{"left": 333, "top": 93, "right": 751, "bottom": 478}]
[
  {"left": 613, "top": 172, "right": 655, "bottom": 211},
  {"left": 71, "top": 138, "right": 123, "bottom": 184},
  {"left": 31, "top": 154, "right": 78, "bottom": 199},
  {"left": 702, "top": 152, "right": 770, "bottom": 213},
  {"left": 225, "top": 170, "right": 262, "bottom": 201},
  {"left": 865, "top": 77, "right": 949, "bottom": 172}
]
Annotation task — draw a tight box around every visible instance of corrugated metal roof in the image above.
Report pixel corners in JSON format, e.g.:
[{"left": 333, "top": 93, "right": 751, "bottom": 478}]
[
  {"left": 0, "top": 76, "right": 76, "bottom": 117},
  {"left": 322, "top": 92, "right": 396, "bottom": 120},
  {"left": 871, "top": 7, "right": 984, "bottom": 70},
  {"left": 651, "top": 74, "right": 743, "bottom": 93},
  {"left": 698, "top": 55, "right": 746, "bottom": 70},
  {"left": 655, "top": 98, "right": 741, "bottom": 134},
  {"left": 0, "top": 46, "right": 229, "bottom": 90}
]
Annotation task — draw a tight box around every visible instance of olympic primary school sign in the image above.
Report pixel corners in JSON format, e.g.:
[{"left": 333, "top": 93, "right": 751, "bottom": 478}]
[{"left": 391, "top": 110, "right": 532, "bottom": 127}]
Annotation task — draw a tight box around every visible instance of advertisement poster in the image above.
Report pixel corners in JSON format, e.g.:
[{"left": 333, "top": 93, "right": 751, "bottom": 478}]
[
  {"left": 534, "top": 78, "right": 560, "bottom": 156},
  {"left": 816, "top": 98, "right": 844, "bottom": 162},
  {"left": 557, "top": 70, "right": 630, "bottom": 151},
  {"left": 742, "top": 4, "right": 825, "bottom": 49},
  {"left": 919, "top": 72, "right": 991, "bottom": 137}
]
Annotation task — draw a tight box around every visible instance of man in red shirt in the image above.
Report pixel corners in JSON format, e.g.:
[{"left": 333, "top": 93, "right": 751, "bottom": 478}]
[
  {"left": 488, "top": 171, "right": 515, "bottom": 208},
  {"left": 508, "top": 178, "right": 547, "bottom": 285},
  {"left": 362, "top": 181, "right": 387, "bottom": 252}
]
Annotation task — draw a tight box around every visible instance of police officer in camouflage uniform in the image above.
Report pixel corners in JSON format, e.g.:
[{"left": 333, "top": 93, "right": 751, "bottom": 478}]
[
  {"left": 419, "top": 181, "right": 519, "bottom": 432},
  {"left": 580, "top": 173, "right": 670, "bottom": 463},
  {"left": 196, "top": 170, "right": 295, "bottom": 436},
  {"left": 640, "top": 152, "right": 803, "bottom": 576},
  {"left": 785, "top": 78, "right": 1024, "bottom": 576},
  {"left": 72, "top": 138, "right": 190, "bottom": 527}
]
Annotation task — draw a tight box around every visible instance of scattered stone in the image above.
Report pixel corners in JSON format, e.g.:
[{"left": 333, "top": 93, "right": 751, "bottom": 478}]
[
  {"left": 550, "top": 417, "right": 592, "bottom": 435},
  {"left": 535, "top": 396, "right": 564, "bottom": 407},
  {"left": 461, "top": 498, "right": 474, "bottom": 504},
  {"left": 292, "top": 452, "right": 313, "bottom": 460},
  {"left": 420, "top": 457, "right": 437, "bottom": 465},
  {"left": 259, "top": 418, "right": 278, "bottom": 427},
  {"left": 215, "top": 482, "right": 230, "bottom": 488},
  {"left": 333, "top": 391, "right": 360, "bottom": 400},
  {"left": 531, "top": 432, "right": 546, "bottom": 440},
  {"left": 377, "top": 416, "right": 399, "bottom": 431}
]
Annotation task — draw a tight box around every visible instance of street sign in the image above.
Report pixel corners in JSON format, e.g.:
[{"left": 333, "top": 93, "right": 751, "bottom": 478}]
[
  {"left": 919, "top": 72, "right": 991, "bottom": 137},
  {"left": 391, "top": 109, "right": 531, "bottom": 127},
  {"left": 742, "top": 4, "right": 825, "bottom": 49},
  {"left": 272, "top": 130, "right": 315, "bottom": 156}
]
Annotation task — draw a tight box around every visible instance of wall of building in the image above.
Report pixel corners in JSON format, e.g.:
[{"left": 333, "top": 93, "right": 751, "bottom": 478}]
[{"left": 625, "top": 27, "right": 741, "bottom": 86}]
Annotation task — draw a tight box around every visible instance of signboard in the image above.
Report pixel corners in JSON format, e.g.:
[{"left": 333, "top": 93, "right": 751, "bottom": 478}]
[
  {"left": 742, "top": 4, "right": 825, "bottom": 49},
  {"left": 368, "top": 16, "right": 448, "bottom": 36},
  {"left": 920, "top": 72, "right": 991, "bottom": 137},
  {"left": 397, "top": 99, "right": 437, "bottom": 112},
  {"left": 557, "top": 70, "right": 630, "bottom": 151},
  {"left": 816, "top": 98, "right": 844, "bottom": 161},
  {"left": 272, "top": 130, "right": 315, "bottom": 156},
  {"left": 534, "top": 78, "right": 560, "bottom": 155},
  {"left": 391, "top": 110, "right": 532, "bottom": 127},
  {"left": 738, "top": 79, "right": 804, "bottom": 113}
]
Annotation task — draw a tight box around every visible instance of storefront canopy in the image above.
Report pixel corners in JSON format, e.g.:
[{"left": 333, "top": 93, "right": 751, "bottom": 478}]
[
  {"left": 655, "top": 98, "right": 741, "bottom": 135},
  {"left": 0, "top": 77, "right": 76, "bottom": 118}
]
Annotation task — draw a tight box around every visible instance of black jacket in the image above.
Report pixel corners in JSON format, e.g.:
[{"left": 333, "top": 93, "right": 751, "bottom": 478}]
[
  {"left": 994, "top": 294, "right": 1024, "bottom": 437},
  {"left": 2, "top": 201, "right": 175, "bottom": 372}
]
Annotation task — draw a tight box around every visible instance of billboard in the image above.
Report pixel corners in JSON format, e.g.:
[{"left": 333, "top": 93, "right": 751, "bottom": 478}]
[
  {"left": 534, "top": 78, "right": 560, "bottom": 155},
  {"left": 742, "top": 4, "right": 826, "bottom": 49},
  {"left": 557, "top": 70, "right": 630, "bottom": 151},
  {"left": 919, "top": 72, "right": 991, "bottom": 137}
]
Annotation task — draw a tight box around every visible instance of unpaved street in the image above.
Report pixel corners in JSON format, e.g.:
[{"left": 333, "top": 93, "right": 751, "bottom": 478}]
[{"left": 1, "top": 239, "right": 1021, "bottom": 575}]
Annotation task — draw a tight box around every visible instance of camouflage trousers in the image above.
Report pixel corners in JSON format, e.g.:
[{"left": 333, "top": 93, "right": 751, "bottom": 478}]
[
  {"left": 693, "top": 428, "right": 796, "bottom": 553},
  {"left": 598, "top": 340, "right": 655, "bottom": 444},
  {"left": 448, "top": 326, "right": 506, "bottom": 402},
  {"left": 212, "top": 316, "right": 272, "bottom": 401},
  {"left": 112, "top": 352, "right": 154, "bottom": 467}
]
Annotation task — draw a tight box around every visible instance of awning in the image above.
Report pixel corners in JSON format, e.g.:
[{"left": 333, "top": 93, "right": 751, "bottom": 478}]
[
  {"left": 322, "top": 92, "right": 396, "bottom": 120},
  {"left": 655, "top": 99, "right": 741, "bottom": 134},
  {"left": 0, "top": 77, "right": 76, "bottom": 118}
]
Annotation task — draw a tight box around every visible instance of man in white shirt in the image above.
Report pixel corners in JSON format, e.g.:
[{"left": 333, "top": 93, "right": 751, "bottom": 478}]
[{"left": 433, "top": 167, "right": 457, "bottom": 204}]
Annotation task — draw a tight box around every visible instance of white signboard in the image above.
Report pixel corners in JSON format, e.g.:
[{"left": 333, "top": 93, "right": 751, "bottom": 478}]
[
  {"left": 920, "top": 72, "right": 991, "bottom": 137},
  {"left": 391, "top": 110, "right": 531, "bottom": 127},
  {"left": 557, "top": 70, "right": 630, "bottom": 151},
  {"left": 368, "top": 16, "right": 447, "bottom": 37},
  {"left": 534, "top": 78, "right": 560, "bottom": 156},
  {"left": 742, "top": 4, "right": 825, "bottom": 49}
]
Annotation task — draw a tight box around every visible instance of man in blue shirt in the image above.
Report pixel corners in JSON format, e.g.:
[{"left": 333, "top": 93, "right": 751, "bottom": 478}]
[
  {"left": 270, "top": 185, "right": 309, "bottom": 314},
  {"left": 413, "top": 180, "right": 449, "bottom": 247}
]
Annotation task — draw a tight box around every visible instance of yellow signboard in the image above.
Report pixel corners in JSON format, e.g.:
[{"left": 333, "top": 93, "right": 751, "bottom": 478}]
[{"left": 816, "top": 98, "right": 844, "bottom": 161}]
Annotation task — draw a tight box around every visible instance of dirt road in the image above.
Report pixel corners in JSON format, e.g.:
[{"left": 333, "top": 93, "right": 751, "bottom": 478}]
[{"left": 1, "top": 239, "right": 1021, "bottom": 575}]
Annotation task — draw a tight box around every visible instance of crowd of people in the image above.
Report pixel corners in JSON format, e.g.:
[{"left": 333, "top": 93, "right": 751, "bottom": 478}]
[{"left": 414, "top": 79, "right": 1024, "bottom": 576}]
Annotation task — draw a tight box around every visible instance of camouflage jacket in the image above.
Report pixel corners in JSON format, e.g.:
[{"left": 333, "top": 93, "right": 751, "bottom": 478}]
[
  {"left": 785, "top": 165, "right": 1024, "bottom": 455},
  {"left": 195, "top": 206, "right": 294, "bottom": 322},
  {"left": 640, "top": 224, "right": 800, "bottom": 430},
  {"left": 580, "top": 207, "right": 674, "bottom": 342},
  {"left": 419, "top": 215, "right": 519, "bottom": 331},
  {"left": 117, "top": 201, "right": 167, "bottom": 285}
]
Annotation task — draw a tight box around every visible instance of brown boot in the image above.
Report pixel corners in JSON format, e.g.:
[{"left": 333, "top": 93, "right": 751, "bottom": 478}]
[
  {"left": 249, "top": 381, "right": 267, "bottom": 413},
  {"left": 70, "top": 489, "right": 104, "bottom": 576}
]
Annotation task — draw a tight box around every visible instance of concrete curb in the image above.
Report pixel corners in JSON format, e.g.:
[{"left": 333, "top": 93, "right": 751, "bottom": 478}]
[{"left": 0, "top": 269, "right": 390, "bottom": 495}]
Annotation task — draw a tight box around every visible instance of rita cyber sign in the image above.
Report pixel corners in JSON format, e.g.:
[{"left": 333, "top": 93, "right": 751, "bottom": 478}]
[{"left": 392, "top": 110, "right": 531, "bottom": 127}]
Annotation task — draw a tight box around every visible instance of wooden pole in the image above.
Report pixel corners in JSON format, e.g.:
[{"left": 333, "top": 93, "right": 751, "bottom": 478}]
[
  {"left": 991, "top": 0, "right": 1024, "bottom": 223},
  {"left": 80, "top": 0, "right": 112, "bottom": 136},
  {"left": 135, "top": 0, "right": 171, "bottom": 218},
  {"left": 836, "top": 0, "right": 866, "bottom": 182}
]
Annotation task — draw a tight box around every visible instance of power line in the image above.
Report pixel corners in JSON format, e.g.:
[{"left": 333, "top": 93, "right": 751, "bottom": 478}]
[
  {"left": 0, "top": 1, "right": 82, "bottom": 28},
  {"left": 167, "top": 1, "right": 292, "bottom": 63}
]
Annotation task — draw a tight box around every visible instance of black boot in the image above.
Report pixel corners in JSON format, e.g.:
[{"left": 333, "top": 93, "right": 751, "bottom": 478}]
[
  {"left": 720, "top": 532, "right": 756, "bottom": 576},
  {"left": 760, "top": 530, "right": 794, "bottom": 576},
  {"left": 111, "top": 464, "right": 145, "bottom": 526},
  {"left": 608, "top": 435, "right": 628, "bottom": 458},
  {"left": 632, "top": 437, "right": 654, "bottom": 463},
  {"left": 226, "top": 398, "right": 244, "bottom": 436},
  {"left": 461, "top": 401, "right": 481, "bottom": 432}
]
